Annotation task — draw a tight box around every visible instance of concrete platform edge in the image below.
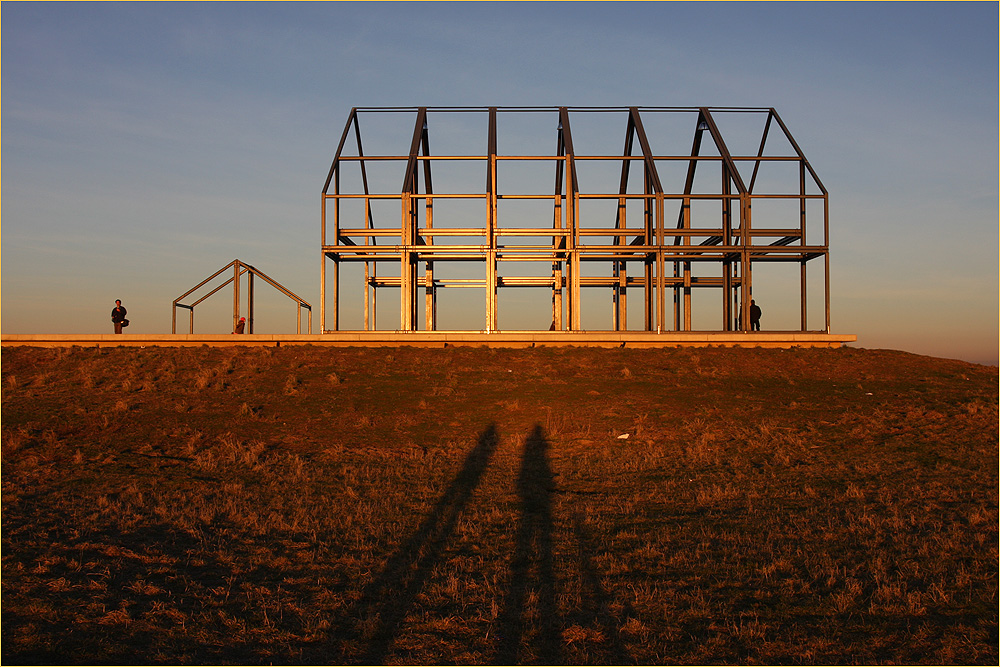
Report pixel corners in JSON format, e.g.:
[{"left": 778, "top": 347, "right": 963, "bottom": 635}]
[{"left": 2, "top": 332, "right": 857, "bottom": 349}]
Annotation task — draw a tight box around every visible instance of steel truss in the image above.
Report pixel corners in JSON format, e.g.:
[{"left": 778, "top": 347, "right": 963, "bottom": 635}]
[{"left": 321, "top": 106, "right": 830, "bottom": 334}]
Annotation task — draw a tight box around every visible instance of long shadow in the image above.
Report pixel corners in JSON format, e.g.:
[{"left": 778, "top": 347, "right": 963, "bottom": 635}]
[
  {"left": 569, "top": 509, "right": 636, "bottom": 664},
  {"left": 494, "top": 424, "right": 561, "bottom": 664},
  {"left": 326, "top": 423, "right": 500, "bottom": 664}
]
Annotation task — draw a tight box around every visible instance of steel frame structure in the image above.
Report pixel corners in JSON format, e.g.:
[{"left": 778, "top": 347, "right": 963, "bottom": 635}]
[
  {"left": 321, "top": 106, "right": 830, "bottom": 334},
  {"left": 172, "top": 259, "right": 312, "bottom": 334}
]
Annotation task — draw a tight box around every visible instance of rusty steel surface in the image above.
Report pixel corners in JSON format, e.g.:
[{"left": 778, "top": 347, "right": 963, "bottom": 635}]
[{"left": 321, "top": 106, "right": 832, "bottom": 336}]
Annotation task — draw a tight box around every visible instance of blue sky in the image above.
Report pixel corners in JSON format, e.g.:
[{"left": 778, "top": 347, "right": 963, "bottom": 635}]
[{"left": 2, "top": 1, "right": 997, "bottom": 365}]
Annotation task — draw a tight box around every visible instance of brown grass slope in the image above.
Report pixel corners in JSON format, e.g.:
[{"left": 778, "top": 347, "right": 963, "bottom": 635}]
[{"left": 1, "top": 345, "right": 997, "bottom": 665}]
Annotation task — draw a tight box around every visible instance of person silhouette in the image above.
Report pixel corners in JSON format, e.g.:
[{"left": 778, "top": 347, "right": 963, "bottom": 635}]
[{"left": 111, "top": 300, "right": 127, "bottom": 334}]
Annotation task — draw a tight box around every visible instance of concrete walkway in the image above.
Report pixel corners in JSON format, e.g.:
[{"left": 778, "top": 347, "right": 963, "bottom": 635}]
[{"left": 2, "top": 331, "right": 856, "bottom": 349}]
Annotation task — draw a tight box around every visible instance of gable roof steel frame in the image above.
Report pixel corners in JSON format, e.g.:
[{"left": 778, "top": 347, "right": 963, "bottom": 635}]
[
  {"left": 321, "top": 106, "right": 830, "bottom": 334},
  {"left": 172, "top": 259, "right": 312, "bottom": 334}
]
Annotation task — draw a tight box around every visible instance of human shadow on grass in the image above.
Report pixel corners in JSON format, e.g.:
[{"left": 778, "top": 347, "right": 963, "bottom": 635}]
[
  {"left": 566, "top": 509, "right": 636, "bottom": 664},
  {"left": 493, "top": 424, "right": 561, "bottom": 664},
  {"left": 492, "top": 425, "right": 634, "bottom": 665},
  {"left": 328, "top": 423, "right": 500, "bottom": 664}
]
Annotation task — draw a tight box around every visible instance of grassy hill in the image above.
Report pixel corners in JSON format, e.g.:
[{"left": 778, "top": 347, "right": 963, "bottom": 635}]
[{"left": 2, "top": 344, "right": 997, "bottom": 664}]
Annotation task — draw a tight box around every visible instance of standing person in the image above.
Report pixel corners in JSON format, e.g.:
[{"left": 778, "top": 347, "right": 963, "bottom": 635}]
[
  {"left": 111, "top": 299, "right": 127, "bottom": 334},
  {"left": 234, "top": 317, "right": 246, "bottom": 334},
  {"left": 749, "top": 299, "right": 762, "bottom": 331}
]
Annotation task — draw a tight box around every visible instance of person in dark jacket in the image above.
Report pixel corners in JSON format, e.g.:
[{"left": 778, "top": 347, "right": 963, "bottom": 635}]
[
  {"left": 749, "top": 299, "right": 762, "bottom": 331},
  {"left": 234, "top": 317, "right": 246, "bottom": 334},
  {"left": 111, "top": 300, "right": 127, "bottom": 334}
]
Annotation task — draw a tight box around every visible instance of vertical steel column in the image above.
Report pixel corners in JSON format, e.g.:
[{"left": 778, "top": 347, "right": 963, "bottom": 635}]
[
  {"left": 332, "top": 167, "right": 340, "bottom": 332},
  {"left": 614, "top": 114, "right": 635, "bottom": 331},
  {"left": 800, "top": 161, "right": 808, "bottom": 330},
  {"left": 744, "top": 110, "right": 767, "bottom": 329},
  {"left": 410, "top": 201, "right": 419, "bottom": 328},
  {"left": 739, "top": 194, "right": 752, "bottom": 331},
  {"left": 364, "top": 189, "right": 373, "bottom": 330},
  {"left": 571, "top": 193, "right": 581, "bottom": 330},
  {"left": 683, "top": 197, "right": 692, "bottom": 333},
  {"left": 552, "top": 195, "right": 564, "bottom": 330},
  {"left": 320, "top": 108, "right": 357, "bottom": 334},
  {"left": 722, "top": 162, "right": 733, "bottom": 330},
  {"left": 486, "top": 107, "right": 498, "bottom": 332},
  {"left": 421, "top": 119, "right": 435, "bottom": 331},
  {"left": 400, "top": 108, "right": 427, "bottom": 331},
  {"left": 399, "top": 194, "right": 412, "bottom": 330},
  {"left": 559, "top": 108, "right": 581, "bottom": 331},
  {"left": 612, "top": 261, "right": 622, "bottom": 330},
  {"left": 424, "top": 189, "right": 435, "bottom": 331},
  {"left": 552, "top": 139, "right": 565, "bottom": 331},
  {"left": 629, "top": 108, "right": 664, "bottom": 333},
  {"left": 644, "top": 170, "right": 654, "bottom": 330},
  {"left": 233, "top": 261, "right": 240, "bottom": 332},
  {"left": 425, "top": 240, "right": 435, "bottom": 331},
  {"left": 656, "top": 193, "right": 666, "bottom": 332},
  {"left": 356, "top": 113, "right": 374, "bottom": 333},
  {"left": 801, "top": 259, "right": 808, "bottom": 331},
  {"left": 733, "top": 288, "right": 740, "bottom": 333},
  {"left": 617, "top": 263, "right": 627, "bottom": 329},
  {"left": 700, "top": 108, "right": 749, "bottom": 332},
  {"left": 676, "top": 113, "right": 704, "bottom": 331},
  {"left": 673, "top": 260, "right": 681, "bottom": 330},
  {"left": 248, "top": 271, "right": 255, "bottom": 334},
  {"left": 364, "top": 261, "right": 370, "bottom": 331},
  {"left": 320, "top": 192, "right": 327, "bottom": 333},
  {"left": 824, "top": 197, "right": 831, "bottom": 333},
  {"left": 645, "top": 188, "right": 655, "bottom": 331}
]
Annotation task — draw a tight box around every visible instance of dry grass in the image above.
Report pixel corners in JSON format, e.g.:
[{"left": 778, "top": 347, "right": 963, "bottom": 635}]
[{"left": 1, "top": 344, "right": 997, "bottom": 664}]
